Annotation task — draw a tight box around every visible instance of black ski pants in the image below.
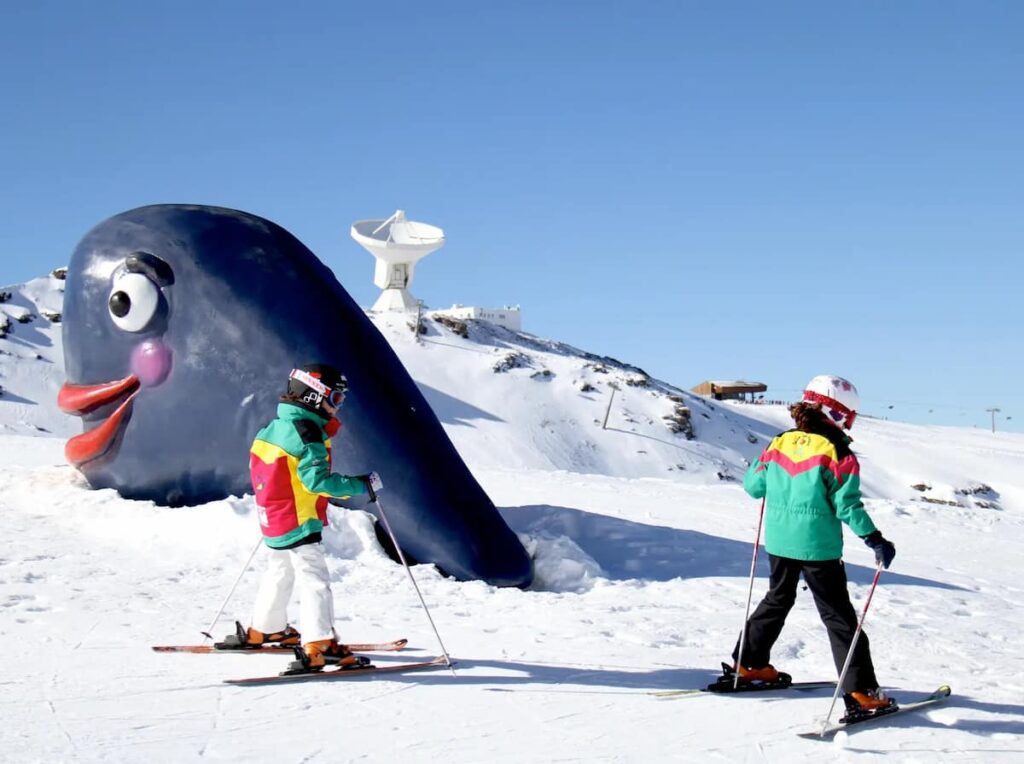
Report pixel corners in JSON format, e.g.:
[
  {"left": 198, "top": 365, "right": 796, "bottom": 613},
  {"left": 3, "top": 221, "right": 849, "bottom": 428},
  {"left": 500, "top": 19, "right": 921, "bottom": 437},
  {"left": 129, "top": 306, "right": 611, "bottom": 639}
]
[{"left": 732, "top": 554, "right": 878, "bottom": 693}]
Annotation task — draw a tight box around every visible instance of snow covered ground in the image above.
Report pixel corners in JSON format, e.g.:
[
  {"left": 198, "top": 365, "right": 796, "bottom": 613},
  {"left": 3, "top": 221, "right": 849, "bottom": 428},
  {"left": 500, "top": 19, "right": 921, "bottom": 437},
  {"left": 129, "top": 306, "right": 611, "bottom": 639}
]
[{"left": 1, "top": 276, "right": 1023, "bottom": 762}]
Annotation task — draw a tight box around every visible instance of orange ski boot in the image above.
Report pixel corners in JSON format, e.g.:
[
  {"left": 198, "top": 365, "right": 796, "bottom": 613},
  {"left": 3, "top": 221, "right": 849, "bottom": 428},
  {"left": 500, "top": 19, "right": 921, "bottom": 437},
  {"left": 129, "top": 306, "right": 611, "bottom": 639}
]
[
  {"left": 216, "top": 621, "right": 301, "bottom": 649},
  {"left": 738, "top": 664, "right": 781, "bottom": 684},
  {"left": 843, "top": 689, "right": 897, "bottom": 720}
]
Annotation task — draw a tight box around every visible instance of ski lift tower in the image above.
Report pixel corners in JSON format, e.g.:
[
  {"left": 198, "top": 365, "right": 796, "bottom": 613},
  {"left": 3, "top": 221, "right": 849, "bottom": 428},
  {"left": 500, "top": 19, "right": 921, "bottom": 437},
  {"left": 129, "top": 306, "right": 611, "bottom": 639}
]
[{"left": 350, "top": 210, "right": 446, "bottom": 312}]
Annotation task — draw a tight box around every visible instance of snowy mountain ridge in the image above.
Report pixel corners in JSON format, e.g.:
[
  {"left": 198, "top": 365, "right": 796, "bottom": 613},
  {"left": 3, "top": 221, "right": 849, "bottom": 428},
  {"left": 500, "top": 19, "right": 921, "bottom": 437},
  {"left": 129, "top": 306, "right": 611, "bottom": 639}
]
[
  {"left": 2, "top": 269, "right": 1021, "bottom": 548},
  {"left": 0, "top": 271, "right": 68, "bottom": 437},
  {"left": 4, "top": 272, "right": 1018, "bottom": 514},
  {"left": 0, "top": 270, "right": 777, "bottom": 479}
]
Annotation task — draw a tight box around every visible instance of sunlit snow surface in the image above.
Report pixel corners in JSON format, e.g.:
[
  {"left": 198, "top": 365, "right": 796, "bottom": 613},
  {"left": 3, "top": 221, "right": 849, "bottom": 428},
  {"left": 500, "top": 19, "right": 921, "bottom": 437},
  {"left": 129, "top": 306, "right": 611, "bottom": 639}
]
[{"left": 1, "top": 278, "right": 1022, "bottom": 761}]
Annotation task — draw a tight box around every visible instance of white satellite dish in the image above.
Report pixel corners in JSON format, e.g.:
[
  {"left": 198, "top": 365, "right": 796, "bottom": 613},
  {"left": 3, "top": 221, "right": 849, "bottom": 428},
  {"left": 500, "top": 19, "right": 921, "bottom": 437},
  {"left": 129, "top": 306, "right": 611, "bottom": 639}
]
[{"left": 350, "top": 210, "right": 445, "bottom": 312}]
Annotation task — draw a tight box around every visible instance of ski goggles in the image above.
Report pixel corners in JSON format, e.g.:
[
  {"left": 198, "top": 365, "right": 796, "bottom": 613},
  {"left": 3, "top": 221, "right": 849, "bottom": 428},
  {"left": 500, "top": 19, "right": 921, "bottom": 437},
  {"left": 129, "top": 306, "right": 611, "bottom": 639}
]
[
  {"left": 327, "top": 374, "right": 349, "bottom": 406},
  {"left": 326, "top": 386, "right": 347, "bottom": 406},
  {"left": 802, "top": 390, "right": 857, "bottom": 429}
]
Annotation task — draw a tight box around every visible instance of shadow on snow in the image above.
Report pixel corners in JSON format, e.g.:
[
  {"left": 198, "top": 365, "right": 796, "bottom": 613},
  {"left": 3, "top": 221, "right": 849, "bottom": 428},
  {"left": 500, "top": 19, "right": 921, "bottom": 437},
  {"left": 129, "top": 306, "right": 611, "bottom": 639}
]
[
  {"left": 840, "top": 693, "right": 1024, "bottom": 744},
  {"left": 415, "top": 383, "right": 504, "bottom": 427},
  {"left": 321, "top": 657, "right": 1024, "bottom": 741},
  {"left": 501, "top": 504, "right": 966, "bottom": 590}
]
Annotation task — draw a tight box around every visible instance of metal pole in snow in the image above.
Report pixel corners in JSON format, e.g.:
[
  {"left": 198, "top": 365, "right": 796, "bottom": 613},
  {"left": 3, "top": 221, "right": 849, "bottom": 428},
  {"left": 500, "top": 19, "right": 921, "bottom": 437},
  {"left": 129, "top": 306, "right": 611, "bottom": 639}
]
[
  {"left": 986, "top": 407, "right": 1001, "bottom": 433},
  {"left": 369, "top": 486, "right": 456, "bottom": 676},
  {"left": 733, "top": 496, "right": 766, "bottom": 689},
  {"left": 602, "top": 384, "right": 618, "bottom": 429},
  {"left": 817, "top": 563, "right": 884, "bottom": 736},
  {"left": 201, "top": 535, "right": 264, "bottom": 642}
]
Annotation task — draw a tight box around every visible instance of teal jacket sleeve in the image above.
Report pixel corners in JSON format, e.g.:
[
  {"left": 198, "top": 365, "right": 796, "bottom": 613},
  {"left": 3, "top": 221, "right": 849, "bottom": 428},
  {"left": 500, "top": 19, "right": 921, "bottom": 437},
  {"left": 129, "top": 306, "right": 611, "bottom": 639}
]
[
  {"left": 296, "top": 440, "right": 367, "bottom": 498},
  {"left": 826, "top": 453, "right": 877, "bottom": 537},
  {"left": 743, "top": 452, "right": 768, "bottom": 499}
]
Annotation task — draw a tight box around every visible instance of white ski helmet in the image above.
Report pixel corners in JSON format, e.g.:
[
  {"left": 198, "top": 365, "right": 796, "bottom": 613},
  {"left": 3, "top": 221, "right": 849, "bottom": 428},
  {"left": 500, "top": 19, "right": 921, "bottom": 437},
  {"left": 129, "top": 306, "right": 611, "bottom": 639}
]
[{"left": 802, "top": 375, "right": 860, "bottom": 430}]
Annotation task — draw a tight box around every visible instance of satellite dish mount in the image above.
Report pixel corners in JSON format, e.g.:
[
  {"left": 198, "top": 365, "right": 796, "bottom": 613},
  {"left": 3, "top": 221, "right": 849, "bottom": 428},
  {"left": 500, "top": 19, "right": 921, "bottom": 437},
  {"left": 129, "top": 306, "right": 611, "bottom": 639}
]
[{"left": 350, "top": 210, "right": 446, "bottom": 311}]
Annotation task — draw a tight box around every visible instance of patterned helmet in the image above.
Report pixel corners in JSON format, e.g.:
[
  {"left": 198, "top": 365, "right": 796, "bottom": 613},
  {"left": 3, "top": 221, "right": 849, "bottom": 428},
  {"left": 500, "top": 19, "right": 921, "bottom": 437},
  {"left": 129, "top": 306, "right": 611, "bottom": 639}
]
[
  {"left": 286, "top": 364, "right": 348, "bottom": 415},
  {"left": 802, "top": 375, "right": 859, "bottom": 430}
]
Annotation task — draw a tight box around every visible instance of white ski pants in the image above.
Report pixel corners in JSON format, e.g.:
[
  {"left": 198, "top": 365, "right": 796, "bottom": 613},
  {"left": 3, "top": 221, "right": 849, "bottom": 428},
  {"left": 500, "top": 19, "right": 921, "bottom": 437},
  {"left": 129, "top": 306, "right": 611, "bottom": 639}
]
[{"left": 251, "top": 543, "right": 336, "bottom": 643}]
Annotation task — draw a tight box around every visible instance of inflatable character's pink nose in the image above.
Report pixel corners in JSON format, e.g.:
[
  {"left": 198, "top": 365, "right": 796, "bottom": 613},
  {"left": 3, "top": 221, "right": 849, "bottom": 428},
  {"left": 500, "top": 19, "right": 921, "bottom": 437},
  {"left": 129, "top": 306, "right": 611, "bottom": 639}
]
[{"left": 131, "top": 339, "right": 172, "bottom": 387}]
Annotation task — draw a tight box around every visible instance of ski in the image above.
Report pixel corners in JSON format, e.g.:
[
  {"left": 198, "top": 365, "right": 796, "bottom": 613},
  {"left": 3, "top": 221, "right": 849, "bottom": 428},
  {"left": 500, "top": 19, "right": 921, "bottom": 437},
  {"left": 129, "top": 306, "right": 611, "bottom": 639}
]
[
  {"left": 224, "top": 655, "right": 452, "bottom": 686},
  {"left": 653, "top": 679, "right": 835, "bottom": 699},
  {"left": 152, "top": 638, "right": 408, "bottom": 654},
  {"left": 798, "top": 685, "right": 952, "bottom": 740}
]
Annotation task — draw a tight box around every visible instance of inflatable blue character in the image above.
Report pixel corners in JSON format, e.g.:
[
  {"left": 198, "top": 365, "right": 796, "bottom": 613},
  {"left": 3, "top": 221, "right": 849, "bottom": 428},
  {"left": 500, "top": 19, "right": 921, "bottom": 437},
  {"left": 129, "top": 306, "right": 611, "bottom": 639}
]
[{"left": 58, "top": 204, "right": 532, "bottom": 588}]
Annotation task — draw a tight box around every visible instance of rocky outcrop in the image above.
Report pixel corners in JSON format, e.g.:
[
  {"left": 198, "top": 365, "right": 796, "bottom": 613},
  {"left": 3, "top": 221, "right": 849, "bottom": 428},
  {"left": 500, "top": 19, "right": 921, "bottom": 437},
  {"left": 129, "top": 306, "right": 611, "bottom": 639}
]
[
  {"left": 493, "top": 352, "right": 532, "bottom": 373},
  {"left": 433, "top": 315, "right": 469, "bottom": 338}
]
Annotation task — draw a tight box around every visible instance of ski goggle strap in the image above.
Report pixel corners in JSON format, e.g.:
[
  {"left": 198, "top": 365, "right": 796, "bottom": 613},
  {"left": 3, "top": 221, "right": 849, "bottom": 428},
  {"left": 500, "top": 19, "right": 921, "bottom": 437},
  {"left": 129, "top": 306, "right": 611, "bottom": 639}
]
[{"left": 802, "top": 389, "right": 857, "bottom": 429}]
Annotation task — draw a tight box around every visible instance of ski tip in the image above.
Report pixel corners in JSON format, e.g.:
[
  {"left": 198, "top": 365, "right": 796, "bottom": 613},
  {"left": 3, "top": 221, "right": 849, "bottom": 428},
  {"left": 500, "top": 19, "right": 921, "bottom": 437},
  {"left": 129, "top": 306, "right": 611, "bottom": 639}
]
[
  {"left": 937, "top": 684, "right": 952, "bottom": 697},
  {"left": 650, "top": 688, "right": 702, "bottom": 698}
]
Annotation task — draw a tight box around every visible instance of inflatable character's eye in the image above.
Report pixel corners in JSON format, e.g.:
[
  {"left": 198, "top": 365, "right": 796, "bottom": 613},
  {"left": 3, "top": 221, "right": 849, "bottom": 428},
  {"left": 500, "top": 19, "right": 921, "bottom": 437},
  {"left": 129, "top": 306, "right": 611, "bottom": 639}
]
[{"left": 108, "top": 271, "right": 160, "bottom": 332}]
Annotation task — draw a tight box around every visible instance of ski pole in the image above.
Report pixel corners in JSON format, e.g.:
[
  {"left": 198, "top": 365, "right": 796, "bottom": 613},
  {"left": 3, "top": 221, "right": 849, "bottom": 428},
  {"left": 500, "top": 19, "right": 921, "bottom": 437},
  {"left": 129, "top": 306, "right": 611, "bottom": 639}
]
[
  {"left": 817, "top": 562, "right": 884, "bottom": 736},
  {"left": 733, "top": 496, "right": 766, "bottom": 689},
  {"left": 200, "top": 535, "right": 264, "bottom": 642},
  {"left": 368, "top": 485, "right": 457, "bottom": 676}
]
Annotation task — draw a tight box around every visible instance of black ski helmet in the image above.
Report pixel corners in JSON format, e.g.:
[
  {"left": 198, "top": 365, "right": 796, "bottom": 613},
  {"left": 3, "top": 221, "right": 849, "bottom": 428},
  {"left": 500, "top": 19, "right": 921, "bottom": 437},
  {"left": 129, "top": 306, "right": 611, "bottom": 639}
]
[{"left": 285, "top": 363, "right": 348, "bottom": 415}]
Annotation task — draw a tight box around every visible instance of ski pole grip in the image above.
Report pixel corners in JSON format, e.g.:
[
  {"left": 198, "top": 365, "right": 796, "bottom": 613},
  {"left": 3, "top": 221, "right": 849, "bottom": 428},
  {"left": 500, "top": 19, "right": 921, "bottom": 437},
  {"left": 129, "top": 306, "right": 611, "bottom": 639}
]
[{"left": 366, "top": 480, "right": 378, "bottom": 503}]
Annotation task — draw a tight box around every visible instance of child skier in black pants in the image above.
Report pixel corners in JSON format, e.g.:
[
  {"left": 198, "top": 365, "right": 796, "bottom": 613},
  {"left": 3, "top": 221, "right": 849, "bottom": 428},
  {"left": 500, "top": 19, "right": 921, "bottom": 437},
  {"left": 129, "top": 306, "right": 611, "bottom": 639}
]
[{"left": 727, "top": 375, "right": 897, "bottom": 714}]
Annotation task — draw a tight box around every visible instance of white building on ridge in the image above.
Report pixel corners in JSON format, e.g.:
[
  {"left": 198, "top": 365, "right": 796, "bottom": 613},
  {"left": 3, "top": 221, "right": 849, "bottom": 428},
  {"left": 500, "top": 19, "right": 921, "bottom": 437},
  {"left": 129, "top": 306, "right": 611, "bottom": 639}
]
[{"left": 442, "top": 304, "right": 522, "bottom": 331}]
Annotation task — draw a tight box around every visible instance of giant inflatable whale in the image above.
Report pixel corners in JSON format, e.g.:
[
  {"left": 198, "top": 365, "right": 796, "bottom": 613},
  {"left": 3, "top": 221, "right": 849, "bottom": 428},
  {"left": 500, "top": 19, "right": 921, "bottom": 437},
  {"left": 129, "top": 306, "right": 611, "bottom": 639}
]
[{"left": 58, "top": 204, "right": 533, "bottom": 587}]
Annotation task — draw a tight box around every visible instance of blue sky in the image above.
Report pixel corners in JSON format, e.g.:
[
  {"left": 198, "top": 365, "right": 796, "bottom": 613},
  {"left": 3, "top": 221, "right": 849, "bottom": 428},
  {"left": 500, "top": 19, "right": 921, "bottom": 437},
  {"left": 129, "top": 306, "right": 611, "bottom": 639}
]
[{"left": 2, "top": 1, "right": 1021, "bottom": 431}]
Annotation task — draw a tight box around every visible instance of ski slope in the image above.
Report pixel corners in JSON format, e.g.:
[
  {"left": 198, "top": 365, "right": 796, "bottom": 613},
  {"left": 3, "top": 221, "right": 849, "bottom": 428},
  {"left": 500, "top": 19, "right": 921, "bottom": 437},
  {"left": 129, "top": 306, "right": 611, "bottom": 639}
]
[{"left": 1, "top": 276, "right": 1022, "bottom": 762}]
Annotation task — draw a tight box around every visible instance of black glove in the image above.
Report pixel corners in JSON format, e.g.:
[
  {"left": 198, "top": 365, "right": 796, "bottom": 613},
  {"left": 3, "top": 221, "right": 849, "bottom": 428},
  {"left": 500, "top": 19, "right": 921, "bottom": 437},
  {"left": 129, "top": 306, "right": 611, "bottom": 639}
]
[{"left": 862, "top": 530, "right": 896, "bottom": 569}]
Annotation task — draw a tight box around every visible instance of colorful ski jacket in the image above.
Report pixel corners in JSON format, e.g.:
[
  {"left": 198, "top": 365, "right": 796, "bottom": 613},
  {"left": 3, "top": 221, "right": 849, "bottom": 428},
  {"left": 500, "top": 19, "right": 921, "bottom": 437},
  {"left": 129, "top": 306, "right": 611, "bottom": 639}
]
[
  {"left": 743, "top": 428, "right": 876, "bottom": 561},
  {"left": 250, "top": 403, "right": 366, "bottom": 549}
]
